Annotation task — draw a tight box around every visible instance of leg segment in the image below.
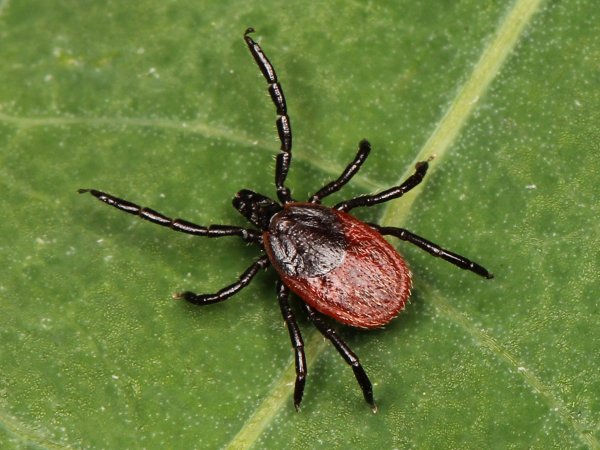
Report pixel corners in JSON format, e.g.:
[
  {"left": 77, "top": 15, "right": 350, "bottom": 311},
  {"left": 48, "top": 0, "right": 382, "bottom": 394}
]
[
  {"left": 302, "top": 303, "right": 377, "bottom": 412},
  {"left": 175, "top": 255, "right": 270, "bottom": 304},
  {"left": 309, "top": 140, "right": 371, "bottom": 203},
  {"left": 244, "top": 28, "right": 293, "bottom": 203},
  {"left": 78, "top": 189, "right": 261, "bottom": 243},
  {"left": 334, "top": 158, "right": 432, "bottom": 212},
  {"left": 371, "top": 224, "right": 494, "bottom": 279},
  {"left": 276, "top": 281, "right": 307, "bottom": 410}
]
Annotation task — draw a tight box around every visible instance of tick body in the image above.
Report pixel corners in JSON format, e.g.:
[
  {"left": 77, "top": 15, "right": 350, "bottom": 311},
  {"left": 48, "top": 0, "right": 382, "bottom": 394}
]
[
  {"left": 79, "top": 28, "right": 493, "bottom": 412},
  {"left": 265, "top": 203, "right": 411, "bottom": 329}
]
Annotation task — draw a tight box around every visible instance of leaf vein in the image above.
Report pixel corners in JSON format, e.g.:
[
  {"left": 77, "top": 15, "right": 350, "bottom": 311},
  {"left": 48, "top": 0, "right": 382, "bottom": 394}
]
[{"left": 425, "top": 283, "right": 599, "bottom": 449}]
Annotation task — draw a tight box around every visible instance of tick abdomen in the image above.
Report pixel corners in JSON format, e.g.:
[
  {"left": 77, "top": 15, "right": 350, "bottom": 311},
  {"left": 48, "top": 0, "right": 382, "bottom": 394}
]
[{"left": 265, "top": 203, "right": 412, "bottom": 328}]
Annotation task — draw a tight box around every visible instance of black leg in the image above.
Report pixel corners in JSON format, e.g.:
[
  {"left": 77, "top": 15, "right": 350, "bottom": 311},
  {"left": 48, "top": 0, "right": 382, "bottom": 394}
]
[
  {"left": 371, "top": 224, "right": 494, "bottom": 279},
  {"left": 309, "top": 140, "right": 371, "bottom": 203},
  {"left": 302, "top": 303, "right": 377, "bottom": 412},
  {"left": 78, "top": 189, "right": 261, "bottom": 243},
  {"left": 334, "top": 158, "right": 432, "bottom": 212},
  {"left": 276, "top": 281, "right": 307, "bottom": 411},
  {"left": 244, "top": 28, "right": 293, "bottom": 204},
  {"left": 175, "top": 256, "right": 270, "bottom": 304}
]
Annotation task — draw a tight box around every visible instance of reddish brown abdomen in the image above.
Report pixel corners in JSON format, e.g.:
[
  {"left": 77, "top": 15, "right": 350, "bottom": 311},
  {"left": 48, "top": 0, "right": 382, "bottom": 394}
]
[{"left": 265, "top": 205, "right": 411, "bottom": 329}]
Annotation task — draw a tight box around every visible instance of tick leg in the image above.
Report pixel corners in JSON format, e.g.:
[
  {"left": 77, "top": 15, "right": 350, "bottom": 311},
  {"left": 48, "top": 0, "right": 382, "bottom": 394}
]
[
  {"left": 302, "top": 303, "right": 377, "bottom": 412},
  {"left": 244, "top": 28, "right": 293, "bottom": 204},
  {"left": 276, "top": 281, "right": 307, "bottom": 411},
  {"left": 371, "top": 224, "right": 494, "bottom": 279},
  {"left": 334, "top": 158, "right": 431, "bottom": 212},
  {"left": 78, "top": 189, "right": 261, "bottom": 243},
  {"left": 309, "top": 140, "right": 371, "bottom": 203},
  {"left": 175, "top": 255, "right": 270, "bottom": 304}
]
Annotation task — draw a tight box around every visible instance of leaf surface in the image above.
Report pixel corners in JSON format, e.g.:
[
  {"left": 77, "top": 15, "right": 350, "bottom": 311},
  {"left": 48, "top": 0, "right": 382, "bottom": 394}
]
[{"left": 0, "top": 0, "right": 598, "bottom": 448}]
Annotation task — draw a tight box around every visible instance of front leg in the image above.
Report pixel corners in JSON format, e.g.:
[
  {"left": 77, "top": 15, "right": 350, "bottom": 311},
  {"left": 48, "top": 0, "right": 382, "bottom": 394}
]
[{"left": 244, "top": 28, "right": 293, "bottom": 203}]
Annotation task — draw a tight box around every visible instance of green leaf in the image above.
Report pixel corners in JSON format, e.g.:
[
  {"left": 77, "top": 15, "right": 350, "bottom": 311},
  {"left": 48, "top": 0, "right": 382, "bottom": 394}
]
[{"left": 1, "top": 0, "right": 598, "bottom": 448}]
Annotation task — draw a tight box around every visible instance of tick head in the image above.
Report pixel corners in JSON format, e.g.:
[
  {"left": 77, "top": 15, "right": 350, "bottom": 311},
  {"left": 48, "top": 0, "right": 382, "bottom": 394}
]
[{"left": 233, "top": 189, "right": 282, "bottom": 230}]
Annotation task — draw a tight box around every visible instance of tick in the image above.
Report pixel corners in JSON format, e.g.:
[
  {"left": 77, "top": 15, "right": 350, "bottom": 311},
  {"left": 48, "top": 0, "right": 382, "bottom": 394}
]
[{"left": 79, "top": 28, "right": 493, "bottom": 412}]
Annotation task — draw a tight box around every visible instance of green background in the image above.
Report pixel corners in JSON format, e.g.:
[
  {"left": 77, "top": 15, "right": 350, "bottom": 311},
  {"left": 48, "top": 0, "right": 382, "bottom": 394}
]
[{"left": 1, "top": 0, "right": 598, "bottom": 448}]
